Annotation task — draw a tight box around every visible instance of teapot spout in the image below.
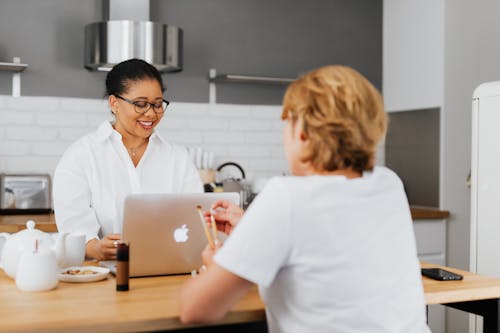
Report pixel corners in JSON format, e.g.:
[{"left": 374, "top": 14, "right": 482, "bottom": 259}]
[{"left": 0, "top": 232, "right": 11, "bottom": 269}]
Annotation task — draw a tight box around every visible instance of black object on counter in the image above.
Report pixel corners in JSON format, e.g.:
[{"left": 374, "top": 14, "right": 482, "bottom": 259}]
[
  {"left": 421, "top": 268, "right": 463, "bottom": 281},
  {"left": 116, "top": 242, "right": 129, "bottom": 291}
]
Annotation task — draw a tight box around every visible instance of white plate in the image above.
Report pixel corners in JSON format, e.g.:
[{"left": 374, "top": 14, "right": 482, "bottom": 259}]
[{"left": 59, "top": 266, "right": 110, "bottom": 283}]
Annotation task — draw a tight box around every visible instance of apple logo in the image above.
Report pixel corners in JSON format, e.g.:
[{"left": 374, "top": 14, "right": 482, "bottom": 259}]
[{"left": 173, "top": 224, "right": 189, "bottom": 243}]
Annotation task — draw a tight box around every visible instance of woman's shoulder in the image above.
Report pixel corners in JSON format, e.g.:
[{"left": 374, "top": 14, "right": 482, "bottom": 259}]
[
  {"left": 63, "top": 126, "right": 101, "bottom": 152},
  {"left": 370, "top": 166, "right": 404, "bottom": 186},
  {"left": 262, "top": 168, "right": 404, "bottom": 194},
  {"left": 57, "top": 123, "right": 109, "bottom": 164},
  {"left": 256, "top": 176, "right": 298, "bottom": 197}
]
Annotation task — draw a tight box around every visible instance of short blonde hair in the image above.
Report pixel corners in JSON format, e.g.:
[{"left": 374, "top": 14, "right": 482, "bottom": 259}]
[{"left": 282, "top": 65, "right": 387, "bottom": 173}]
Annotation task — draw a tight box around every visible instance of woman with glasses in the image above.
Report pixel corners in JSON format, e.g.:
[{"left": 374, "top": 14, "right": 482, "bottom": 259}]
[{"left": 53, "top": 58, "right": 203, "bottom": 261}]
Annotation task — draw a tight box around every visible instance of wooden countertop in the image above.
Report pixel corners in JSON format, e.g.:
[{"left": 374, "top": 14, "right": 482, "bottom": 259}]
[
  {"left": 0, "top": 205, "right": 450, "bottom": 233},
  {"left": 0, "top": 214, "right": 58, "bottom": 233},
  {"left": 410, "top": 206, "right": 450, "bottom": 220}
]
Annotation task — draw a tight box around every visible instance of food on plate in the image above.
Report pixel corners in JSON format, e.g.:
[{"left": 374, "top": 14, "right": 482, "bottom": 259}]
[{"left": 62, "top": 269, "right": 98, "bottom": 275}]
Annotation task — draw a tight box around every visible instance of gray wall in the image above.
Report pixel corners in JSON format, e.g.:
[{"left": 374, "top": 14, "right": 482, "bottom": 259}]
[
  {"left": 385, "top": 108, "right": 440, "bottom": 207},
  {"left": 0, "top": 0, "right": 381, "bottom": 104},
  {"left": 443, "top": 0, "right": 500, "bottom": 332},
  {"left": 0, "top": 0, "right": 102, "bottom": 97}
]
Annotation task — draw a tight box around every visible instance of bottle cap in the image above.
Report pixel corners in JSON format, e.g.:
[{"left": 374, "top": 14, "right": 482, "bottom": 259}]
[{"left": 116, "top": 242, "right": 129, "bottom": 261}]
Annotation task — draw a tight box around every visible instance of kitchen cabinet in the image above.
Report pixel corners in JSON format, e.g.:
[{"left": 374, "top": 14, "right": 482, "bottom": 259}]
[
  {"left": 414, "top": 218, "right": 446, "bottom": 265},
  {"left": 383, "top": 0, "right": 444, "bottom": 112}
]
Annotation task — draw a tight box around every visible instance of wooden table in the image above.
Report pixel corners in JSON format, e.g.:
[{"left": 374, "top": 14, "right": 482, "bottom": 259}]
[
  {"left": 422, "top": 262, "right": 500, "bottom": 332},
  {"left": 2, "top": 262, "right": 499, "bottom": 332},
  {"left": 0, "top": 267, "right": 265, "bottom": 333}
]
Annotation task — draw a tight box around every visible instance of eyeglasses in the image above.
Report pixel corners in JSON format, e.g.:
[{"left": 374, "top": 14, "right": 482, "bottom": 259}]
[{"left": 115, "top": 95, "right": 170, "bottom": 114}]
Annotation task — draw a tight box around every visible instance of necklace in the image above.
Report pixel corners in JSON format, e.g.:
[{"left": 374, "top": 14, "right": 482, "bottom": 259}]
[
  {"left": 128, "top": 147, "right": 139, "bottom": 157},
  {"left": 126, "top": 140, "right": 147, "bottom": 158}
]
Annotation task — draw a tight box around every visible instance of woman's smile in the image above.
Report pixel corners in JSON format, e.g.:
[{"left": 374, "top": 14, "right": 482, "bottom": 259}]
[{"left": 137, "top": 119, "right": 154, "bottom": 130}]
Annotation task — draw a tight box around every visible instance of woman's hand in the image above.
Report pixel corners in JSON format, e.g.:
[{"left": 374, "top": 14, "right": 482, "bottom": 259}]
[
  {"left": 201, "top": 241, "right": 222, "bottom": 268},
  {"left": 86, "top": 234, "right": 121, "bottom": 260},
  {"left": 203, "top": 200, "right": 244, "bottom": 236}
]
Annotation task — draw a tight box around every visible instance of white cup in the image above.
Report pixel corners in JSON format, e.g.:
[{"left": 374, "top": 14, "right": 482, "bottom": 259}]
[{"left": 59, "top": 233, "right": 86, "bottom": 268}]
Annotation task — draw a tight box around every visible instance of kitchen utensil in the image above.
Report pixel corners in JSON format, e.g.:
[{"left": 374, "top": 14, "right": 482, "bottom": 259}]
[
  {"left": 210, "top": 213, "right": 218, "bottom": 244},
  {"left": 198, "top": 169, "right": 216, "bottom": 184},
  {"left": 216, "top": 162, "right": 252, "bottom": 208},
  {"left": 196, "top": 205, "right": 215, "bottom": 249}
]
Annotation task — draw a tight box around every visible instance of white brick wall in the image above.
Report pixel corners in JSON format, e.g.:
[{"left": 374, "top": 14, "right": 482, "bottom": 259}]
[
  {"left": 0, "top": 95, "right": 387, "bottom": 183},
  {"left": 0, "top": 95, "right": 286, "bottom": 182}
]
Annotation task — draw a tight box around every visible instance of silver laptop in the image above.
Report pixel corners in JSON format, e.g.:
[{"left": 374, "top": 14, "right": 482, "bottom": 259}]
[{"left": 101, "top": 192, "right": 240, "bottom": 277}]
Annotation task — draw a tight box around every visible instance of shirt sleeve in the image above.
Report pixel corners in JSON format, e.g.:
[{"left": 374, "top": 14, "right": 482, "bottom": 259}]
[
  {"left": 214, "top": 178, "right": 291, "bottom": 287},
  {"left": 53, "top": 148, "right": 101, "bottom": 243}
]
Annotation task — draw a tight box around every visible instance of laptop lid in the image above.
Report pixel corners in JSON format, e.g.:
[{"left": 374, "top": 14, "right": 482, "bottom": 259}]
[{"left": 122, "top": 192, "right": 240, "bottom": 277}]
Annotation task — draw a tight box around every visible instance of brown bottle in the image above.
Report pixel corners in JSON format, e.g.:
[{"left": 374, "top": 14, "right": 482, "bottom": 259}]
[{"left": 116, "top": 242, "right": 129, "bottom": 291}]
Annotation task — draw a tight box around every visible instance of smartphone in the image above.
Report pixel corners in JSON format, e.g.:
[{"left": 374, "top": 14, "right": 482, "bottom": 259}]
[{"left": 421, "top": 268, "right": 463, "bottom": 281}]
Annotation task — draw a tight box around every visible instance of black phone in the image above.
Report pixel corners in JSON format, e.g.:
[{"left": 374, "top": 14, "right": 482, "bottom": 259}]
[{"left": 421, "top": 268, "right": 463, "bottom": 281}]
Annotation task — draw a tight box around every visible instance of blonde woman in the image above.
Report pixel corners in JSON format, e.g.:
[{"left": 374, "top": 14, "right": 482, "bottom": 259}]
[{"left": 179, "top": 65, "right": 430, "bottom": 333}]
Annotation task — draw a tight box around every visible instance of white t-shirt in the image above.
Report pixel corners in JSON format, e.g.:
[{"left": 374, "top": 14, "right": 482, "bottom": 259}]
[
  {"left": 215, "top": 167, "right": 430, "bottom": 333},
  {"left": 53, "top": 121, "right": 203, "bottom": 242}
]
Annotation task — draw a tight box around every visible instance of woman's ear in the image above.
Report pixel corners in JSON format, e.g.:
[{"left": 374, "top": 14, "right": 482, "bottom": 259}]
[
  {"left": 108, "top": 95, "right": 118, "bottom": 114},
  {"left": 295, "top": 118, "right": 308, "bottom": 143}
]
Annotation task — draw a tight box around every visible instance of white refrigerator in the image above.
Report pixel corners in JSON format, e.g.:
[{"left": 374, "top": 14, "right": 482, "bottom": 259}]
[{"left": 470, "top": 81, "right": 500, "bottom": 332}]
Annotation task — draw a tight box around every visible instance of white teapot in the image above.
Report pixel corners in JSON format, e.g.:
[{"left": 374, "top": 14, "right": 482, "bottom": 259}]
[{"left": 0, "top": 220, "right": 85, "bottom": 279}]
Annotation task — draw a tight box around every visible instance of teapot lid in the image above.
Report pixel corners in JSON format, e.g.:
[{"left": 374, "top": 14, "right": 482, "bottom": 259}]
[
  {"left": 26, "top": 220, "right": 36, "bottom": 231},
  {"left": 14, "top": 220, "right": 48, "bottom": 239}
]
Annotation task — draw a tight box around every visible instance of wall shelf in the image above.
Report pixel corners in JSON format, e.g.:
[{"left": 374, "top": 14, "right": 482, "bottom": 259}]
[
  {"left": 0, "top": 57, "right": 28, "bottom": 97},
  {"left": 207, "top": 68, "right": 295, "bottom": 104},
  {"left": 0, "top": 62, "right": 28, "bottom": 72},
  {"left": 209, "top": 73, "right": 294, "bottom": 85}
]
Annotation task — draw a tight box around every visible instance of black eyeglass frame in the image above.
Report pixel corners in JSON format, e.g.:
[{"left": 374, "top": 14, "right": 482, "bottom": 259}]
[{"left": 115, "top": 95, "right": 170, "bottom": 114}]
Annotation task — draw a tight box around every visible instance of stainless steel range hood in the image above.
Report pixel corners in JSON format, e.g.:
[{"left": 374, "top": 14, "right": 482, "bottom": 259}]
[{"left": 84, "top": 0, "right": 182, "bottom": 72}]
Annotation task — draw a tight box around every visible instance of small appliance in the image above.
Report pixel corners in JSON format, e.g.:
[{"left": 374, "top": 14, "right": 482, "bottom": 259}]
[{"left": 0, "top": 174, "right": 52, "bottom": 214}]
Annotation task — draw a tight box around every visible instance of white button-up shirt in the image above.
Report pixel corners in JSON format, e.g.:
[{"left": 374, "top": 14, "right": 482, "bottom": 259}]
[{"left": 53, "top": 121, "right": 203, "bottom": 242}]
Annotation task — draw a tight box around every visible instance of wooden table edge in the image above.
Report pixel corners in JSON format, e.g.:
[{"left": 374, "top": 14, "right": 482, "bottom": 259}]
[{"left": 421, "top": 262, "right": 500, "bottom": 305}]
